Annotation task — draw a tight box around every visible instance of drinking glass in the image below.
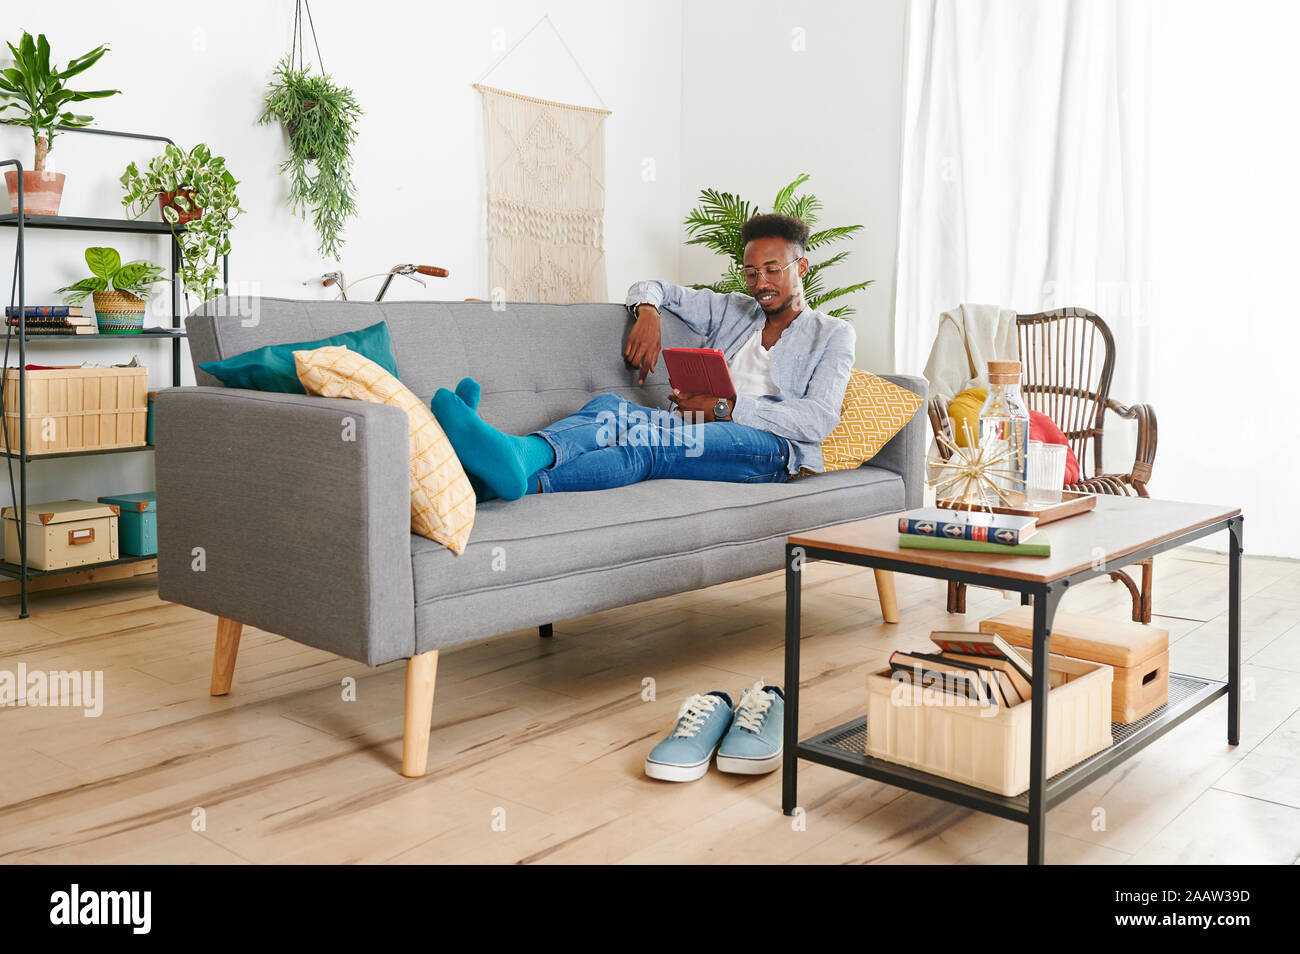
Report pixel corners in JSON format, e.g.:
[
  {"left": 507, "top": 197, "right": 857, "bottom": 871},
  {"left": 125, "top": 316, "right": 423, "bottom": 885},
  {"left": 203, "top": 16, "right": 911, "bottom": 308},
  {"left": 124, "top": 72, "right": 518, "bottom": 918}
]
[{"left": 1028, "top": 443, "right": 1067, "bottom": 505}]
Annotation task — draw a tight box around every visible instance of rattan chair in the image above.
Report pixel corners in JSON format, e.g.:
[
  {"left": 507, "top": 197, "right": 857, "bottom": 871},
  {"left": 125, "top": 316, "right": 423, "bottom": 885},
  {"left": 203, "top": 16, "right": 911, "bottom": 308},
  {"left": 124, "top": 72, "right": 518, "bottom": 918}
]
[{"left": 928, "top": 308, "right": 1159, "bottom": 622}]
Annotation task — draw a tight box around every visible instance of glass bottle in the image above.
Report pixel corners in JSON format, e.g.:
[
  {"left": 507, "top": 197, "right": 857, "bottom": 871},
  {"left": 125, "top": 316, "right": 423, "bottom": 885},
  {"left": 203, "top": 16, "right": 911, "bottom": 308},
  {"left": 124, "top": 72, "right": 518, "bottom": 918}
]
[{"left": 977, "top": 360, "right": 1031, "bottom": 504}]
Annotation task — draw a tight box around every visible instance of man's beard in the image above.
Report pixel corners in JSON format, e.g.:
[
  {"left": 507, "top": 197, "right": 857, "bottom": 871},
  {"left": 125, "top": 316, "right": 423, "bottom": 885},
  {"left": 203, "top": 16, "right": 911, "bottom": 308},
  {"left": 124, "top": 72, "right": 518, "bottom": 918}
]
[{"left": 758, "top": 292, "right": 794, "bottom": 315}]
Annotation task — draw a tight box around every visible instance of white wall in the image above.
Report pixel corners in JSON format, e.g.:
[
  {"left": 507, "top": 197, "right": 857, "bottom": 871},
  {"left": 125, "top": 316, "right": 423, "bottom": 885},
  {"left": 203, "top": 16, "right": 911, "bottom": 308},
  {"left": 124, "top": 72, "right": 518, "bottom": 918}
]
[
  {"left": 0, "top": 0, "right": 684, "bottom": 508},
  {"left": 678, "top": 0, "right": 908, "bottom": 372}
]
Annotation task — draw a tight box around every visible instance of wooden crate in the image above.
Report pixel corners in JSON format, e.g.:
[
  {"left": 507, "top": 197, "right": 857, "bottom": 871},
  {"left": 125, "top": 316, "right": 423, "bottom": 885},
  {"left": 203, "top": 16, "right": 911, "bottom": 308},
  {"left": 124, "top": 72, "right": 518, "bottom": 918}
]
[
  {"left": 980, "top": 606, "right": 1169, "bottom": 724},
  {"left": 3, "top": 367, "right": 148, "bottom": 455},
  {"left": 865, "top": 651, "right": 1113, "bottom": 796}
]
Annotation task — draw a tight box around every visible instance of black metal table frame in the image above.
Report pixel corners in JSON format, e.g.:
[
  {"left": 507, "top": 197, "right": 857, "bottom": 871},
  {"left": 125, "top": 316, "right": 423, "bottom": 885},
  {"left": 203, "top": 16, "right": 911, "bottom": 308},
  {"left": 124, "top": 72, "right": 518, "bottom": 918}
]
[{"left": 781, "top": 512, "right": 1243, "bottom": 865}]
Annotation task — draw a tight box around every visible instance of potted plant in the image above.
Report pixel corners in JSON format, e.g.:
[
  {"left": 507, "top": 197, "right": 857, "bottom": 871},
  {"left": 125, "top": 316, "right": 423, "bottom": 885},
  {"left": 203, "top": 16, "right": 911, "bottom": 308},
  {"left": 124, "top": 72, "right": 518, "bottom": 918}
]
[
  {"left": 683, "top": 173, "right": 873, "bottom": 319},
  {"left": 258, "top": 56, "right": 361, "bottom": 260},
  {"left": 56, "top": 246, "right": 169, "bottom": 334},
  {"left": 120, "top": 143, "right": 243, "bottom": 303},
  {"left": 0, "top": 32, "right": 119, "bottom": 215}
]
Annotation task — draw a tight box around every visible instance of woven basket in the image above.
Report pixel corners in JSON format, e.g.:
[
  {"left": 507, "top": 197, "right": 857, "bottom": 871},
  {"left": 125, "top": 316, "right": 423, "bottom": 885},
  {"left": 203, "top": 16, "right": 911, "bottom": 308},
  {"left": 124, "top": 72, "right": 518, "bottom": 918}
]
[{"left": 92, "top": 290, "right": 146, "bottom": 335}]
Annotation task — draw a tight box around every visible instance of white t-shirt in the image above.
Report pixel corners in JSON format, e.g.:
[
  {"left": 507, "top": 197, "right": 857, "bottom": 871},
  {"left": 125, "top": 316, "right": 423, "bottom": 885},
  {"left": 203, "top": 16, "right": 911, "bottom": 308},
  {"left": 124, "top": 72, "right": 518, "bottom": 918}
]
[{"left": 728, "top": 330, "right": 780, "bottom": 399}]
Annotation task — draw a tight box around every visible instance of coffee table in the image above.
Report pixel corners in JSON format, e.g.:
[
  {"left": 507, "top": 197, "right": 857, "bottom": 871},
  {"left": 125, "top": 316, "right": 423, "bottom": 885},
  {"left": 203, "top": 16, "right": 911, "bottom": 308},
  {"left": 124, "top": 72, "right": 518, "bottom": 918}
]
[{"left": 782, "top": 495, "right": 1243, "bottom": 865}]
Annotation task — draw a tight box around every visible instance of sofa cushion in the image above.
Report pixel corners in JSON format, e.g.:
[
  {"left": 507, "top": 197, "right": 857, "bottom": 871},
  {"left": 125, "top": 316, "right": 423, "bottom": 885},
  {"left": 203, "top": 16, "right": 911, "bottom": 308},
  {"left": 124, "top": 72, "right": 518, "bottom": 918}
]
[
  {"left": 199, "top": 320, "right": 400, "bottom": 394},
  {"left": 295, "top": 345, "right": 477, "bottom": 555},
  {"left": 409, "top": 464, "right": 905, "bottom": 607},
  {"left": 812, "top": 369, "right": 923, "bottom": 474}
]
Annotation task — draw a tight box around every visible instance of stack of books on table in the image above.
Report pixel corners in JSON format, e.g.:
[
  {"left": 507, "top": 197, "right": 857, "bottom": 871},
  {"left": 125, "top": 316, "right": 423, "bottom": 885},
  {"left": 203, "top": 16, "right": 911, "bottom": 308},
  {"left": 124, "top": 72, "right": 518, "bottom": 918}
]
[
  {"left": 5, "top": 306, "right": 96, "bottom": 335},
  {"left": 897, "top": 507, "right": 1050, "bottom": 556}
]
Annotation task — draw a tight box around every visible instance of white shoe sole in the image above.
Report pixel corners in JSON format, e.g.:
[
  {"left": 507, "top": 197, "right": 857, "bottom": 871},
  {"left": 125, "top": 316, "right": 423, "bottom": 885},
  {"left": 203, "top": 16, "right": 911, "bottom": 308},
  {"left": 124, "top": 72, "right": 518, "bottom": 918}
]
[
  {"left": 715, "top": 749, "right": 782, "bottom": 775},
  {"left": 645, "top": 743, "right": 719, "bottom": 782}
]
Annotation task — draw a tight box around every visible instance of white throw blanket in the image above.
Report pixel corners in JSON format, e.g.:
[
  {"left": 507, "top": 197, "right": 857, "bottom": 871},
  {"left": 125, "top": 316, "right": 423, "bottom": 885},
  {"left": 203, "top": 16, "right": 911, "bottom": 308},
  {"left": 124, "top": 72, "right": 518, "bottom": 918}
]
[{"left": 922, "top": 304, "right": 1020, "bottom": 410}]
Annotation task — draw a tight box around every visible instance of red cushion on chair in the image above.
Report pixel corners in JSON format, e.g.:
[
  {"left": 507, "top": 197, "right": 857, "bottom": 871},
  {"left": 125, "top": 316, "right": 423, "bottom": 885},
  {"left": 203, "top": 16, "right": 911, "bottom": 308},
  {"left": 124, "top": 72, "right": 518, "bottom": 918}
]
[{"left": 1028, "top": 411, "right": 1081, "bottom": 486}]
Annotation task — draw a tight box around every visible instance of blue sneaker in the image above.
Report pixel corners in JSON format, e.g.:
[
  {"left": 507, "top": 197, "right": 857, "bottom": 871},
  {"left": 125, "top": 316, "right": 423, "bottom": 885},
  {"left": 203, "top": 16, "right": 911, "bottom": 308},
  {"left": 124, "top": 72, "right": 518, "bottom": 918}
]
[
  {"left": 716, "top": 680, "right": 784, "bottom": 775},
  {"left": 644, "top": 691, "right": 735, "bottom": 782}
]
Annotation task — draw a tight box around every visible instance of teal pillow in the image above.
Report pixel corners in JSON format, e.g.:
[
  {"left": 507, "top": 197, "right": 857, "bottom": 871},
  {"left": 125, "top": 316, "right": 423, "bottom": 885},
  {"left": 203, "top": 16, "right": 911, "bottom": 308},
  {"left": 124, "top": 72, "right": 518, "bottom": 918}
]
[{"left": 199, "top": 321, "right": 401, "bottom": 393}]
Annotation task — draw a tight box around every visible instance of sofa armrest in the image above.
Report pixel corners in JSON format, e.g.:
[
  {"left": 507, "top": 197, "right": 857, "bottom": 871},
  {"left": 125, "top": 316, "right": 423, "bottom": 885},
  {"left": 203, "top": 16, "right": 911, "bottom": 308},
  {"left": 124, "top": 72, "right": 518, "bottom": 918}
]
[
  {"left": 865, "top": 372, "right": 929, "bottom": 510},
  {"left": 155, "top": 387, "right": 415, "bottom": 666}
]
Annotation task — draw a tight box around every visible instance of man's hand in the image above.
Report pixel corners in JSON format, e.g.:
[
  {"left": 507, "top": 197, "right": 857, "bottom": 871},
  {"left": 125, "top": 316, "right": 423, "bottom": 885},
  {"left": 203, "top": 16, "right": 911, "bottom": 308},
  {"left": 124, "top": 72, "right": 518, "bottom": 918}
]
[
  {"left": 624, "top": 304, "right": 662, "bottom": 385},
  {"left": 669, "top": 389, "right": 729, "bottom": 422}
]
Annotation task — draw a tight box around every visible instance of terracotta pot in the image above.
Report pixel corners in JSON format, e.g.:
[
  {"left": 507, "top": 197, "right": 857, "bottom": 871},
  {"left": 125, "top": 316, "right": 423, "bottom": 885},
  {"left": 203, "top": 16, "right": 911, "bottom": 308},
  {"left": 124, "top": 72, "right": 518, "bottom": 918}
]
[
  {"left": 5, "top": 170, "right": 66, "bottom": 216},
  {"left": 158, "top": 189, "right": 203, "bottom": 225},
  {"left": 92, "top": 290, "right": 147, "bottom": 334}
]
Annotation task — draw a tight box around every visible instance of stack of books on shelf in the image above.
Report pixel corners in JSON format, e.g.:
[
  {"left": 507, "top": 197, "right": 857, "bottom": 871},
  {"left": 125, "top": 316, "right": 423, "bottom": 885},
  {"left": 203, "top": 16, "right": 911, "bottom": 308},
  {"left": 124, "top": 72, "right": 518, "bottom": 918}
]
[
  {"left": 5, "top": 305, "right": 96, "bottom": 335},
  {"left": 897, "top": 506, "right": 1050, "bottom": 556},
  {"left": 888, "top": 631, "right": 1037, "bottom": 706}
]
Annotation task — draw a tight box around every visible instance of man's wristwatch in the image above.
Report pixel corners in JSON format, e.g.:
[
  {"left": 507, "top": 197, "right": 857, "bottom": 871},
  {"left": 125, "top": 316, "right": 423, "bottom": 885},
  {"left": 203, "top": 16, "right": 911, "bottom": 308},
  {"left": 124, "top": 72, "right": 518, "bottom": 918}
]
[{"left": 713, "top": 398, "right": 732, "bottom": 421}]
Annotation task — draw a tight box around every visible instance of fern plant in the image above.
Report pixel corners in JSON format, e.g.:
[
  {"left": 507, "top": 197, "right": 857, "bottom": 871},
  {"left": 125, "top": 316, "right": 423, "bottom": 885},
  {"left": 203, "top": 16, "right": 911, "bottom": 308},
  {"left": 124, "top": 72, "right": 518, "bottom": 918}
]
[
  {"left": 258, "top": 56, "right": 361, "bottom": 260},
  {"left": 683, "top": 173, "right": 872, "bottom": 319}
]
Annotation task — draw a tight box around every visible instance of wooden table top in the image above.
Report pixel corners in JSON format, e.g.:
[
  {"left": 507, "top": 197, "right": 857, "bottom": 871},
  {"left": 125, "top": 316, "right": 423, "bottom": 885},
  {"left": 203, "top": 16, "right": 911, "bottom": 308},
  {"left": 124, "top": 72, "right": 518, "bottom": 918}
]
[{"left": 788, "top": 496, "right": 1241, "bottom": 584}]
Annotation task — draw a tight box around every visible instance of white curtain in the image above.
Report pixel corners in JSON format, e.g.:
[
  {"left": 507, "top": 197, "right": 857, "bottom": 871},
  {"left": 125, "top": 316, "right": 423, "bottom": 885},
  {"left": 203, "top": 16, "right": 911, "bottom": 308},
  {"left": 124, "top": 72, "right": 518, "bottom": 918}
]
[{"left": 895, "top": 0, "right": 1300, "bottom": 558}]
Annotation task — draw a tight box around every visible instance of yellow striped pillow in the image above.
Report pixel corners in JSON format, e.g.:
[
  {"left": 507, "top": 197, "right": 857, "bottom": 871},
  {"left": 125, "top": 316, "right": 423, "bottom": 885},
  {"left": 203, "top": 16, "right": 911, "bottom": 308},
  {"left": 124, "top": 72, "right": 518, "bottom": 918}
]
[{"left": 294, "top": 345, "right": 475, "bottom": 555}]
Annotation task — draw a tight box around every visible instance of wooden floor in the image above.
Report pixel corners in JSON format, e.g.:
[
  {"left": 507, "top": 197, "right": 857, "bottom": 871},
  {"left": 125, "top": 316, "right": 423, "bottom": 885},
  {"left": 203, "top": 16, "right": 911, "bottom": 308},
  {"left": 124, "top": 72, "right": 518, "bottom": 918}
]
[{"left": 2, "top": 545, "right": 1299, "bottom": 865}]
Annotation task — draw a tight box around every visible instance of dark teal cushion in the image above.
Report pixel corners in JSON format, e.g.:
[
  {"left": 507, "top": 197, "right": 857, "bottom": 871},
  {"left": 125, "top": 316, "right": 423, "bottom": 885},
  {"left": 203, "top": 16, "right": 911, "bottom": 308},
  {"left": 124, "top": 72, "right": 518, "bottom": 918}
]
[{"left": 199, "top": 321, "right": 400, "bottom": 393}]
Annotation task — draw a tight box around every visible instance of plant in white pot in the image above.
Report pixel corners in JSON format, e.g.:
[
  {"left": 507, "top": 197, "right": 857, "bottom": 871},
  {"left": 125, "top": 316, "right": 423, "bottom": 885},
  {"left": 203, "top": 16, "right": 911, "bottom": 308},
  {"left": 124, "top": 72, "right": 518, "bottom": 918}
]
[
  {"left": 0, "top": 32, "right": 120, "bottom": 215},
  {"left": 57, "top": 247, "right": 169, "bottom": 334}
]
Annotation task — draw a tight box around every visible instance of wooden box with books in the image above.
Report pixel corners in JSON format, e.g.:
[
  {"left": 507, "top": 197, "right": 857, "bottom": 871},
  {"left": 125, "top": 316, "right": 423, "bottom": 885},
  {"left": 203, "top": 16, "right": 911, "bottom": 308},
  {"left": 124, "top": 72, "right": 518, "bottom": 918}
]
[
  {"left": 3, "top": 366, "right": 148, "bottom": 455},
  {"left": 979, "top": 607, "right": 1170, "bottom": 724},
  {"left": 865, "top": 634, "right": 1114, "bottom": 796}
]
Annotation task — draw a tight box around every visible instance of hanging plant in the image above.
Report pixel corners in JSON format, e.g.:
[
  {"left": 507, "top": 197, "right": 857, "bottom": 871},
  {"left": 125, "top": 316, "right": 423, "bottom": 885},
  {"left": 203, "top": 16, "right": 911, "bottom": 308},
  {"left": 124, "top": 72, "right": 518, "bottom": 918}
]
[{"left": 258, "top": 50, "right": 361, "bottom": 260}]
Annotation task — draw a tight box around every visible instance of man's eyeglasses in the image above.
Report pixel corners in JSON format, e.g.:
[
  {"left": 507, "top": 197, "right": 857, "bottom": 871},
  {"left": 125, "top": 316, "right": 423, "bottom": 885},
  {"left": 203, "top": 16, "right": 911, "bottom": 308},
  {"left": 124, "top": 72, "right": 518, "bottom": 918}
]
[{"left": 741, "top": 259, "right": 801, "bottom": 285}]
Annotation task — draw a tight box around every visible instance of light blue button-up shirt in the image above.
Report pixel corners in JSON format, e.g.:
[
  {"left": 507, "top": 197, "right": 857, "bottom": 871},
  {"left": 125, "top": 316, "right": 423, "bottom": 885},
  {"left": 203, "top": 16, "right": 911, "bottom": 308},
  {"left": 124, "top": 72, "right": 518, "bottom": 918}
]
[{"left": 627, "top": 281, "right": 855, "bottom": 474}]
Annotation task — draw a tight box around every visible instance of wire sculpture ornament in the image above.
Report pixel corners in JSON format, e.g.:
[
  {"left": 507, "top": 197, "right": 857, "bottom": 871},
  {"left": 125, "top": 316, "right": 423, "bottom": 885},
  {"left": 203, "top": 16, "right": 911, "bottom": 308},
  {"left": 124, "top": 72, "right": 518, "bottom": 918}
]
[{"left": 928, "top": 420, "right": 1026, "bottom": 510}]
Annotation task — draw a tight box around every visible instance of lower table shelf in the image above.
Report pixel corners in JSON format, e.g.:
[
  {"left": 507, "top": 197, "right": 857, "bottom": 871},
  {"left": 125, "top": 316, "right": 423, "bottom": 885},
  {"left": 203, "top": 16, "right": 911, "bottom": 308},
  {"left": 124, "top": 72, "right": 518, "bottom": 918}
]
[{"left": 797, "top": 672, "right": 1227, "bottom": 822}]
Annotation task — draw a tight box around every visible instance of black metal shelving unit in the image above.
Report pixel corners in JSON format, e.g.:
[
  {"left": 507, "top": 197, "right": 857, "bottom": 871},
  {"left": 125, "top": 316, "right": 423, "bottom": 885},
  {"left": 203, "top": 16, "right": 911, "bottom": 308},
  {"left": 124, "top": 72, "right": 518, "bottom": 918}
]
[{"left": 0, "top": 125, "right": 228, "bottom": 618}]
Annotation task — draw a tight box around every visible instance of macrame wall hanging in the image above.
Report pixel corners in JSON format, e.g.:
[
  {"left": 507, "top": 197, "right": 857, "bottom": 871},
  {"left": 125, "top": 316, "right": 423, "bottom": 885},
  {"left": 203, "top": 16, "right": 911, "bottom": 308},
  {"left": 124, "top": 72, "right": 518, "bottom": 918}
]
[{"left": 474, "top": 16, "right": 611, "bottom": 303}]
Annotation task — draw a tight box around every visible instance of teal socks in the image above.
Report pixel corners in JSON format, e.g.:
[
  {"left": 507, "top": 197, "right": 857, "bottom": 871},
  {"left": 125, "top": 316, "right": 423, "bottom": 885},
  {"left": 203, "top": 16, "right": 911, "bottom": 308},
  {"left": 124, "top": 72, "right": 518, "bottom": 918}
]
[{"left": 432, "top": 378, "right": 555, "bottom": 502}]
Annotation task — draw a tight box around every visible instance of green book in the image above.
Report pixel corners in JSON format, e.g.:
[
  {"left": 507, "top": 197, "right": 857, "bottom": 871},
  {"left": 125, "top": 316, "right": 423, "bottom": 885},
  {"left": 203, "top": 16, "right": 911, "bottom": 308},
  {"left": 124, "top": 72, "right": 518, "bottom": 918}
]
[{"left": 898, "top": 530, "right": 1051, "bottom": 556}]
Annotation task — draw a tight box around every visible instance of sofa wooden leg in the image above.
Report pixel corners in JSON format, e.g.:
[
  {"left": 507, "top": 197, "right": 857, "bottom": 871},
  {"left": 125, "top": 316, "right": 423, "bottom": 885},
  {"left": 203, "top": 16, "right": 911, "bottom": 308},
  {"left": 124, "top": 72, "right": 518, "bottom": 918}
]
[
  {"left": 873, "top": 569, "right": 899, "bottom": 623},
  {"left": 210, "top": 617, "right": 243, "bottom": 696},
  {"left": 401, "top": 649, "right": 440, "bottom": 778},
  {"left": 539, "top": 623, "right": 553, "bottom": 638}
]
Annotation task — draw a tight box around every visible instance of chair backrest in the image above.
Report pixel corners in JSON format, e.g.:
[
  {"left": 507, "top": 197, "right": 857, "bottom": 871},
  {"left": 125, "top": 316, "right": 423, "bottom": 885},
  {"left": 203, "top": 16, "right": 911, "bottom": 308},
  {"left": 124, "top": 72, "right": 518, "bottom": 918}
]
[{"left": 1015, "top": 308, "right": 1115, "bottom": 480}]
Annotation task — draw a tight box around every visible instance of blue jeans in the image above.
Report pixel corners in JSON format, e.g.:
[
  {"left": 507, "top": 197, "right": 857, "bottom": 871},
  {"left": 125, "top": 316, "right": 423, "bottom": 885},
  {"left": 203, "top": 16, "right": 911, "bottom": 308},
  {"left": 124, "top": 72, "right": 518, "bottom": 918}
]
[{"left": 531, "top": 392, "right": 791, "bottom": 493}]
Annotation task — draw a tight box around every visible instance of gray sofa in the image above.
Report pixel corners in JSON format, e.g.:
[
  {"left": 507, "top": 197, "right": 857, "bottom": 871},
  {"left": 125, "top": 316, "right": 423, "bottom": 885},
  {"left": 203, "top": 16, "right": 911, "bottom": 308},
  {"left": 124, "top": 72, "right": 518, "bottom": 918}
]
[{"left": 156, "top": 296, "right": 927, "bottom": 775}]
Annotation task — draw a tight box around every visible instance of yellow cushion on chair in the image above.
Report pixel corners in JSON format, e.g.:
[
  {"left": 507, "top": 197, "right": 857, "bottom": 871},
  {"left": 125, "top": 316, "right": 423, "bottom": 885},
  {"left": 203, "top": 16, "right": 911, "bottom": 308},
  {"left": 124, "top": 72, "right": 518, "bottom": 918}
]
[
  {"left": 294, "top": 345, "right": 475, "bottom": 555},
  {"left": 808, "top": 368, "right": 923, "bottom": 474},
  {"left": 947, "top": 386, "right": 988, "bottom": 447}
]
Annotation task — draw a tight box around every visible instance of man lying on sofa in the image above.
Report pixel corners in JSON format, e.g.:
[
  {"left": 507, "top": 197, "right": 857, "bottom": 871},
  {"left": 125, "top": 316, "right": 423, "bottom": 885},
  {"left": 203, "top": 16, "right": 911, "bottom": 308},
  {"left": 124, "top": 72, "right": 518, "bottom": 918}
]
[{"left": 430, "top": 213, "right": 855, "bottom": 499}]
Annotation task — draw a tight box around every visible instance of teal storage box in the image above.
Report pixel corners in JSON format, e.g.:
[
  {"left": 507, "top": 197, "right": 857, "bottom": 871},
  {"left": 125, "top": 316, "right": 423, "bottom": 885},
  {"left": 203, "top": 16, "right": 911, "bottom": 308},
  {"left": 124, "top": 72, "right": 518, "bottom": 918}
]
[{"left": 98, "top": 491, "right": 157, "bottom": 557}]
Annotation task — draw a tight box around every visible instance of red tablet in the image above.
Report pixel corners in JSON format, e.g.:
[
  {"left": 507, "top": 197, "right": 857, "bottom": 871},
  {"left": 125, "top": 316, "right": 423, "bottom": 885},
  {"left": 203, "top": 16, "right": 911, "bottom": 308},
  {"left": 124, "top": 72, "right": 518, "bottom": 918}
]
[{"left": 661, "top": 347, "right": 736, "bottom": 400}]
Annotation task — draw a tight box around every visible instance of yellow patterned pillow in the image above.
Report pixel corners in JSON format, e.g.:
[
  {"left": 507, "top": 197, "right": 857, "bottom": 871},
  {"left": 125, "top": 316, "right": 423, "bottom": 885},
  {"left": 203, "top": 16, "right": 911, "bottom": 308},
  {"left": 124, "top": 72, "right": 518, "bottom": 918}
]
[
  {"left": 809, "top": 368, "right": 923, "bottom": 474},
  {"left": 294, "top": 345, "right": 475, "bottom": 555}
]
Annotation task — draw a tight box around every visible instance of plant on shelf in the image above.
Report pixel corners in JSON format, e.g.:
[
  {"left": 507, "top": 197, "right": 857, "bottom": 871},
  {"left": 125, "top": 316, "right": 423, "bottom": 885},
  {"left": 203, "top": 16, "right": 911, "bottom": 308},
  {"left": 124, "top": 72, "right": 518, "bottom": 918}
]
[
  {"left": 56, "top": 246, "right": 169, "bottom": 334},
  {"left": 683, "top": 173, "right": 873, "bottom": 319},
  {"left": 120, "top": 143, "right": 243, "bottom": 303},
  {"left": 258, "top": 55, "right": 361, "bottom": 260},
  {"left": 0, "top": 31, "right": 120, "bottom": 215}
]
